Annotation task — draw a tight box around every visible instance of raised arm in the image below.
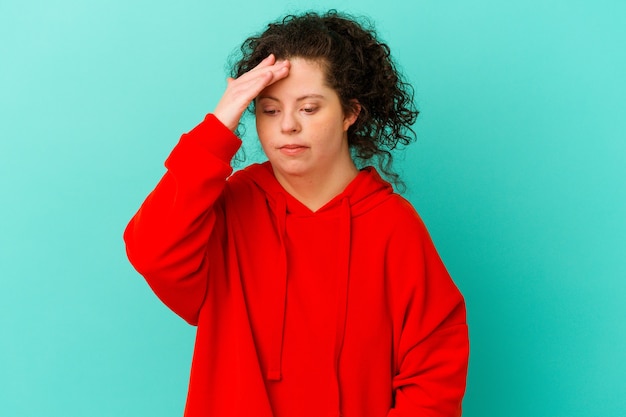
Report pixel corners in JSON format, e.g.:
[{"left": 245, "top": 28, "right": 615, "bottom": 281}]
[
  {"left": 123, "top": 116, "right": 240, "bottom": 324},
  {"left": 123, "top": 55, "right": 290, "bottom": 324}
]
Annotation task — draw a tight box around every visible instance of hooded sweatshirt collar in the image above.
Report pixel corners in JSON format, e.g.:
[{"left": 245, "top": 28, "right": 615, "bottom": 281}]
[{"left": 241, "top": 161, "right": 393, "bottom": 217}]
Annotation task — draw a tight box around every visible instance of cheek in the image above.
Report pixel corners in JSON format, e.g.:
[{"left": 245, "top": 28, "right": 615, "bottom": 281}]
[
  {"left": 255, "top": 122, "right": 274, "bottom": 151},
  {"left": 317, "top": 126, "right": 349, "bottom": 152},
  {"left": 255, "top": 118, "right": 269, "bottom": 137}
]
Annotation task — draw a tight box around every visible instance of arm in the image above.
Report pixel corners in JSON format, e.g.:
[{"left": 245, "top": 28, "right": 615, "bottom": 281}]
[
  {"left": 123, "top": 55, "right": 291, "bottom": 325},
  {"left": 387, "top": 212, "right": 469, "bottom": 417},
  {"left": 123, "top": 115, "right": 241, "bottom": 324}
]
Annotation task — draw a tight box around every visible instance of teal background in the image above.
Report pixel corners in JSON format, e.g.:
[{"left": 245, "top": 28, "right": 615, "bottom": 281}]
[{"left": 1, "top": 0, "right": 624, "bottom": 416}]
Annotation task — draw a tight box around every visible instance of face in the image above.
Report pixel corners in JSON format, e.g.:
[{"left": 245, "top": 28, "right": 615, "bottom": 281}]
[{"left": 255, "top": 58, "right": 358, "bottom": 185}]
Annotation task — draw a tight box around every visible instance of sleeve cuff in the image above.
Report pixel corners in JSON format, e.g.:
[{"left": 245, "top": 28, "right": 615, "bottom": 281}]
[{"left": 181, "top": 113, "right": 242, "bottom": 163}]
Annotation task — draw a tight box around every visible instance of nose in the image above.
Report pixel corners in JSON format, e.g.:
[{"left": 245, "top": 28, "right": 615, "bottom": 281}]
[{"left": 280, "top": 111, "right": 301, "bottom": 134}]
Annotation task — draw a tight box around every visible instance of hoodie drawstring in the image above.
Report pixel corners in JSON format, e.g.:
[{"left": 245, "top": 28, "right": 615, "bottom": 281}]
[
  {"left": 267, "top": 193, "right": 288, "bottom": 381},
  {"left": 333, "top": 197, "right": 352, "bottom": 415}
]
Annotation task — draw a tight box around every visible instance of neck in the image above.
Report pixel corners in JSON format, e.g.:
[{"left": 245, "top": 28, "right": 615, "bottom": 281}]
[{"left": 273, "top": 162, "right": 359, "bottom": 212}]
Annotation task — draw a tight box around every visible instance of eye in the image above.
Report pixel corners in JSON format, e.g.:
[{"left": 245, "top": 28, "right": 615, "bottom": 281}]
[
  {"left": 262, "top": 109, "right": 278, "bottom": 115},
  {"left": 302, "top": 106, "right": 318, "bottom": 114}
]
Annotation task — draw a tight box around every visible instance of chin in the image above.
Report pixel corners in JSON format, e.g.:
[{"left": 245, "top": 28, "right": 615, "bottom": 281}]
[{"left": 271, "top": 160, "right": 312, "bottom": 179}]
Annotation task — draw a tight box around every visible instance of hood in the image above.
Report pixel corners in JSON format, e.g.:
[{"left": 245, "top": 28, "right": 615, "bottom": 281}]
[
  {"left": 241, "top": 161, "right": 394, "bottom": 217},
  {"left": 236, "top": 161, "right": 394, "bottom": 413}
]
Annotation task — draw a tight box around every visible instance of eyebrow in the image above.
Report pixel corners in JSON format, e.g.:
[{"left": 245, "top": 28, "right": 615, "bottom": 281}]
[{"left": 257, "top": 94, "right": 326, "bottom": 102}]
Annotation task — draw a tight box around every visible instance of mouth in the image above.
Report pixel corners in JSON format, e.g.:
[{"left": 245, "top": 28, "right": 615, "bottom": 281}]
[{"left": 278, "top": 144, "right": 309, "bottom": 156}]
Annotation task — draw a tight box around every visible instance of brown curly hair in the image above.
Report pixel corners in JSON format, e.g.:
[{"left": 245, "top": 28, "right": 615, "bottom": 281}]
[{"left": 231, "top": 10, "right": 419, "bottom": 188}]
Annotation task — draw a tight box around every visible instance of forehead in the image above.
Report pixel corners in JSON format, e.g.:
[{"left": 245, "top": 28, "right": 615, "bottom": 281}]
[{"left": 259, "top": 58, "right": 335, "bottom": 99}]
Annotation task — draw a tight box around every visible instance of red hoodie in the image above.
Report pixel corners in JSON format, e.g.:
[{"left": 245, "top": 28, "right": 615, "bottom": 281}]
[{"left": 124, "top": 114, "right": 469, "bottom": 417}]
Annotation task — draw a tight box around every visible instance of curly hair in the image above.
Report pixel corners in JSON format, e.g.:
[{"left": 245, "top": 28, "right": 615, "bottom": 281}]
[{"left": 231, "top": 10, "right": 419, "bottom": 188}]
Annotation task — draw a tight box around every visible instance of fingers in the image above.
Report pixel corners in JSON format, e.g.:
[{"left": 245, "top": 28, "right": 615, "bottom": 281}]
[
  {"left": 228, "top": 56, "right": 291, "bottom": 101},
  {"left": 255, "top": 53, "right": 276, "bottom": 69},
  {"left": 239, "top": 56, "right": 290, "bottom": 89},
  {"left": 267, "top": 59, "right": 290, "bottom": 85},
  {"left": 213, "top": 55, "right": 290, "bottom": 132},
  {"left": 255, "top": 60, "right": 290, "bottom": 91}
]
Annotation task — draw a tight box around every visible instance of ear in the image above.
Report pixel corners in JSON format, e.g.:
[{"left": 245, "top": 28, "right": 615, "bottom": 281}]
[{"left": 343, "top": 100, "right": 361, "bottom": 131}]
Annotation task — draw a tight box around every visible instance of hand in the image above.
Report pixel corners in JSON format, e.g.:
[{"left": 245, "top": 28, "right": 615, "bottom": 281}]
[{"left": 213, "top": 54, "right": 290, "bottom": 132}]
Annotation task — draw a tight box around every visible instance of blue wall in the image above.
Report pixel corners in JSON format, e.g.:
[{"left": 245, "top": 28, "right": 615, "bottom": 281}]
[{"left": 1, "top": 1, "right": 624, "bottom": 416}]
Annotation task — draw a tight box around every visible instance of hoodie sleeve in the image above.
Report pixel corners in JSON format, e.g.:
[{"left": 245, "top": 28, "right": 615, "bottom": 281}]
[
  {"left": 123, "top": 114, "right": 241, "bottom": 325},
  {"left": 387, "top": 207, "right": 469, "bottom": 417}
]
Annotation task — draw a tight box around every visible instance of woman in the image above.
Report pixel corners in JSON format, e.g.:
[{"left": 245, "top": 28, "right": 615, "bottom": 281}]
[{"left": 124, "top": 10, "right": 469, "bottom": 417}]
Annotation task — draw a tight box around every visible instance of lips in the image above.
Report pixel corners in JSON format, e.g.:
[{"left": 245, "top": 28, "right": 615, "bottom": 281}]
[{"left": 278, "top": 144, "right": 309, "bottom": 156}]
